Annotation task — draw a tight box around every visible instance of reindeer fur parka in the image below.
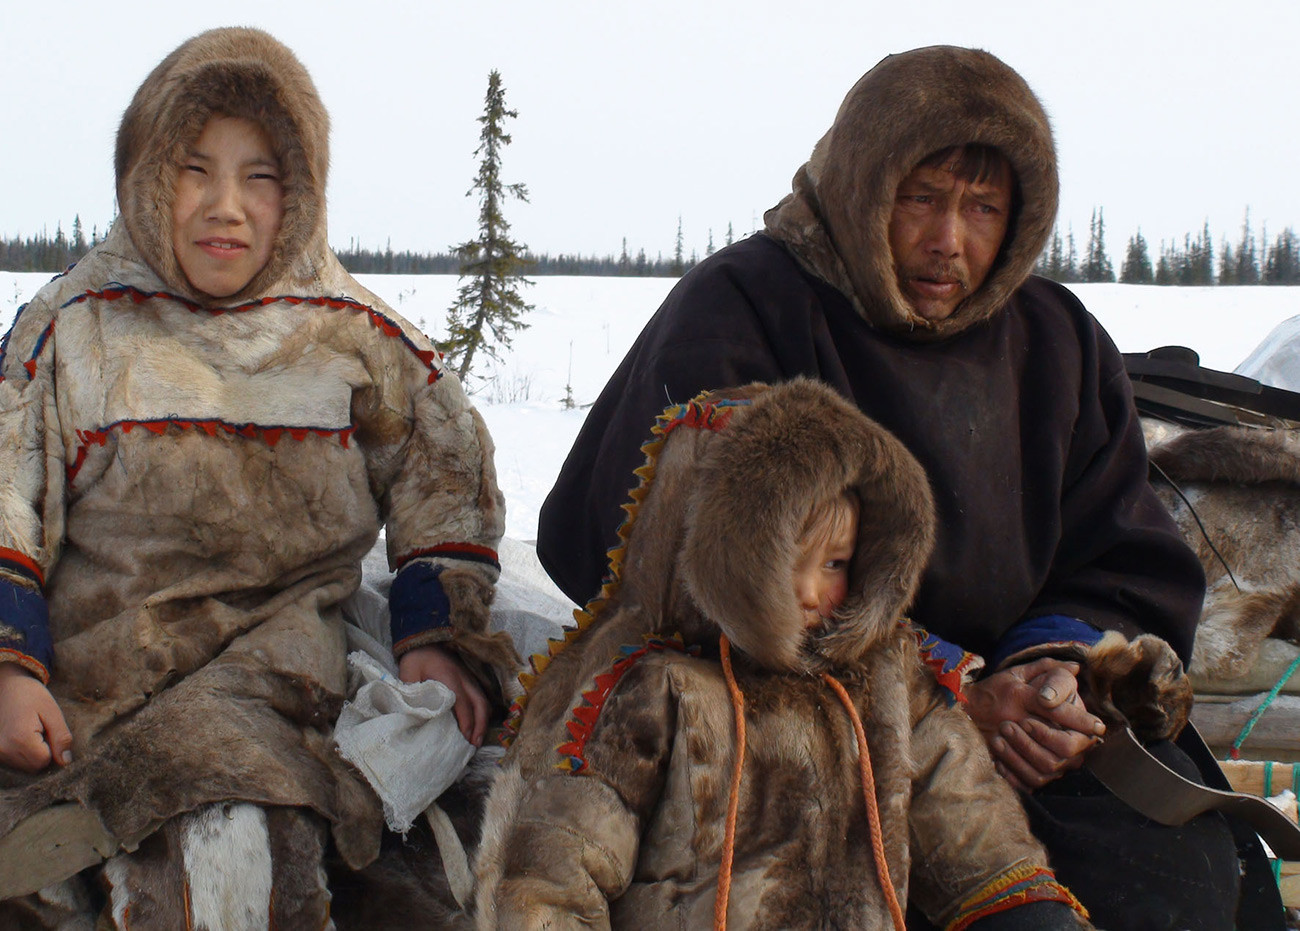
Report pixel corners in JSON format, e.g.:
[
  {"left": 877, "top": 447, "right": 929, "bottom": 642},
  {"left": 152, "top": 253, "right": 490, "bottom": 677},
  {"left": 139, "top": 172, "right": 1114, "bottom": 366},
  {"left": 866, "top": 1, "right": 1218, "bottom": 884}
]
[
  {"left": 476, "top": 380, "right": 1088, "bottom": 930},
  {"left": 0, "top": 27, "right": 511, "bottom": 875}
]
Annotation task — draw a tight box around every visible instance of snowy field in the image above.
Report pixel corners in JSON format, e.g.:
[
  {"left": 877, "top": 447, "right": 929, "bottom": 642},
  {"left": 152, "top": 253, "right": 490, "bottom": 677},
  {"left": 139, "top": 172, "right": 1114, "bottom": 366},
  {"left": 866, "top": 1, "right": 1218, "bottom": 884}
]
[{"left": 4, "top": 269, "right": 1299, "bottom": 542}]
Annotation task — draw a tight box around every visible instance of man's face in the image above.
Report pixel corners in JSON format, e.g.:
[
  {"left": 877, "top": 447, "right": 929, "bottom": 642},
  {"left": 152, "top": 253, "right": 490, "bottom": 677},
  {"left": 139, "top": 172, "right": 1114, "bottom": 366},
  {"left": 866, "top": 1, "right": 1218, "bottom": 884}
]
[
  {"left": 171, "top": 116, "right": 284, "bottom": 298},
  {"left": 887, "top": 155, "right": 1013, "bottom": 322}
]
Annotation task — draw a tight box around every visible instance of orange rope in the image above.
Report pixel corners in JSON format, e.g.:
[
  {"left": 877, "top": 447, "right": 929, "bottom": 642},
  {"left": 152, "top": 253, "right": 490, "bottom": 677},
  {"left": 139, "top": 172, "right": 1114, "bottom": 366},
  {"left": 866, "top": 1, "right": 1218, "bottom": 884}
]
[
  {"left": 715, "top": 634, "right": 747, "bottom": 931},
  {"left": 821, "top": 672, "right": 907, "bottom": 931}
]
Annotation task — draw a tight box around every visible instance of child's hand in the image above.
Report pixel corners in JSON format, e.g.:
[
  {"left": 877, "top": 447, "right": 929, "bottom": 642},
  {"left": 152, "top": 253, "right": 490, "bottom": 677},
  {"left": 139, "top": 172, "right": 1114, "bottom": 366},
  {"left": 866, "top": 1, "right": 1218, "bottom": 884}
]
[
  {"left": 0, "top": 663, "right": 73, "bottom": 772},
  {"left": 398, "top": 644, "right": 490, "bottom": 747}
]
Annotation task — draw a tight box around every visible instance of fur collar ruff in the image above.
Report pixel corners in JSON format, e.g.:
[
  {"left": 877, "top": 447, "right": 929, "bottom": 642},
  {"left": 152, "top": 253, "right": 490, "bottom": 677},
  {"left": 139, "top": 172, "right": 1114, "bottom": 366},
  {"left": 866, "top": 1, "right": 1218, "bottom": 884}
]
[
  {"left": 764, "top": 45, "right": 1058, "bottom": 342},
  {"left": 115, "top": 27, "right": 330, "bottom": 305}
]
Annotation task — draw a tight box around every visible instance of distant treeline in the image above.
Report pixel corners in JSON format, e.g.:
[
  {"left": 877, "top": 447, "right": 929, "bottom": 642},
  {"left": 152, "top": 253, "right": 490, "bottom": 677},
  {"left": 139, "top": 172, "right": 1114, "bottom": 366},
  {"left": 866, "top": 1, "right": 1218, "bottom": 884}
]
[
  {"left": 1035, "top": 208, "right": 1300, "bottom": 286},
  {"left": 8, "top": 211, "right": 1300, "bottom": 286},
  {"left": 0, "top": 221, "right": 694, "bottom": 278},
  {"left": 333, "top": 241, "right": 689, "bottom": 277},
  {"left": 0, "top": 217, "right": 102, "bottom": 274}
]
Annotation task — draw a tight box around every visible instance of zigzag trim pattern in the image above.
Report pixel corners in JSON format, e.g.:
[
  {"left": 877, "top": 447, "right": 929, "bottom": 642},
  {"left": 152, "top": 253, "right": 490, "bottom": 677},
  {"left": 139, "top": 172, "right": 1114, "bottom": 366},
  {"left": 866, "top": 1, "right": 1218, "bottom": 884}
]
[
  {"left": 906, "top": 622, "right": 980, "bottom": 705},
  {"left": 396, "top": 542, "right": 500, "bottom": 571},
  {"left": 552, "top": 635, "right": 696, "bottom": 773},
  {"left": 5, "top": 283, "right": 444, "bottom": 386},
  {"left": 67, "top": 418, "right": 356, "bottom": 483},
  {"left": 0, "top": 268, "right": 68, "bottom": 382},
  {"left": 500, "top": 393, "right": 750, "bottom": 746},
  {"left": 946, "top": 864, "right": 1088, "bottom": 930}
]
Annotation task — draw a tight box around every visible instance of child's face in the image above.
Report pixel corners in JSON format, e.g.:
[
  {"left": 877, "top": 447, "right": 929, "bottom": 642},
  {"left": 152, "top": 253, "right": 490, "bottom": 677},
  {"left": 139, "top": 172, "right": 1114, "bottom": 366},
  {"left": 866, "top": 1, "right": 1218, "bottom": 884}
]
[
  {"left": 171, "top": 116, "right": 284, "bottom": 298},
  {"left": 792, "top": 496, "right": 858, "bottom": 630}
]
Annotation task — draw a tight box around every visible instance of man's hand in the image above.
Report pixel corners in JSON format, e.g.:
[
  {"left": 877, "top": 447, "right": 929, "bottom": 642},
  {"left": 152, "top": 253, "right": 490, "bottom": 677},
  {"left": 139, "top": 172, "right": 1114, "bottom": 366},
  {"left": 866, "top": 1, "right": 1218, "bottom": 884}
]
[
  {"left": 398, "top": 644, "right": 490, "bottom": 747},
  {"left": 964, "top": 657, "right": 1106, "bottom": 792},
  {"left": 0, "top": 663, "right": 72, "bottom": 772}
]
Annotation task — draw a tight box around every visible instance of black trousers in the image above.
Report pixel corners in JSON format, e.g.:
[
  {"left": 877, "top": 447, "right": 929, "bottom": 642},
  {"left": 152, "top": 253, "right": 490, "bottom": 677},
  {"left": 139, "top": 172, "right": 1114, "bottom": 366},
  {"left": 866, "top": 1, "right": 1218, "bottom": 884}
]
[{"left": 906, "top": 729, "right": 1284, "bottom": 931}]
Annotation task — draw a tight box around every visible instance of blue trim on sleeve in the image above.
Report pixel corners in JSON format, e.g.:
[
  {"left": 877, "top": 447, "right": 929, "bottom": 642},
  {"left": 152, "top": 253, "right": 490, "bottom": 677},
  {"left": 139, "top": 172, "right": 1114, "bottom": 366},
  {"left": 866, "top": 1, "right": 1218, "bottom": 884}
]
[
  {"left": 389, "top": 560, "right": 452, "bottom": 650},
  {"left": 989, "top": 614, "right": 1103, "bottom": 670},
  {"left": 0, "top": 577, "right": 52, "bottom": 671}
]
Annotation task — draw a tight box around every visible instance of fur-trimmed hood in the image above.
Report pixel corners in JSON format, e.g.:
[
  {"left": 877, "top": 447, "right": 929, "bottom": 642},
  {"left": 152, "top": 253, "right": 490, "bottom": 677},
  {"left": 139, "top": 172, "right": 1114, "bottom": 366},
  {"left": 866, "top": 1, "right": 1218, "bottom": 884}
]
[
  {"left": 115, "top": 27, "right": 330, "bottom": 304},
  {"left": 564, "top": 378, "right": 935, "bottom": 677},
  {"left": 763, "top": 45, "right": 1057, "bottom": 341}
]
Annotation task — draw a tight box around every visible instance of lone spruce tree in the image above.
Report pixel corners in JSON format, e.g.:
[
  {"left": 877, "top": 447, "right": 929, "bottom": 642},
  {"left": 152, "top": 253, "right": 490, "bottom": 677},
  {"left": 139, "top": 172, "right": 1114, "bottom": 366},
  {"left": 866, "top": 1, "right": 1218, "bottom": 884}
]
[{"left": 442, "top": 70, "right": 533, "bottom": 382}]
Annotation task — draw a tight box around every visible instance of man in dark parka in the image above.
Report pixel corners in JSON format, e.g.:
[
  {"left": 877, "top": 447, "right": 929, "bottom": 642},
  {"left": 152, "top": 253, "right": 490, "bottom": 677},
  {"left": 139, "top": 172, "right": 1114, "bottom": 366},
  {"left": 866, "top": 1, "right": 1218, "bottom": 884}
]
[{"left": 538, "top": 46, "right": 1274, "bottom": 930}]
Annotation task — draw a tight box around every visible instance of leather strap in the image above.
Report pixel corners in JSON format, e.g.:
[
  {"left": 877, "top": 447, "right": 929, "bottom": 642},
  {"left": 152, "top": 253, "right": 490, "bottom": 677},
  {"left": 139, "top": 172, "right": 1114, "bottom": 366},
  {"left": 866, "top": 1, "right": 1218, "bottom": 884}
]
[{"left": 1086, "top": 725, "right": 1300, "bottom": 859}]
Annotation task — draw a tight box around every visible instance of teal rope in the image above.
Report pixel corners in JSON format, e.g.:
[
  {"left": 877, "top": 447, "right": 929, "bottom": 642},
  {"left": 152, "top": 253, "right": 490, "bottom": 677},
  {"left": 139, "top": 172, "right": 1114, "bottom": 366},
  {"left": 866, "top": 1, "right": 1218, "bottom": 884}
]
[
  {"left": 1231, "top": 652, "right": 1300, "bottom": 760},
  {"left": 1265, "top": 761, "right": 1275, "bottom": 798}
]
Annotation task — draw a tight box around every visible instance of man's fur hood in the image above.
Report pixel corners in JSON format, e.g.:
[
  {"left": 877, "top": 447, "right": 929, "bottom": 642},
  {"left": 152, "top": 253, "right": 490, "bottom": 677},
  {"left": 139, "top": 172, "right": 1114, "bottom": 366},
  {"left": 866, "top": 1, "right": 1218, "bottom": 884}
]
[
  {"left": 115, "top": 26, "right": 330, "bottom": 304},
  {"left": 546, "top": 378, "right": 935, "bottom": 680},
  {"left": 764, "top": 45, "right": 1058, "bottom": 341}
]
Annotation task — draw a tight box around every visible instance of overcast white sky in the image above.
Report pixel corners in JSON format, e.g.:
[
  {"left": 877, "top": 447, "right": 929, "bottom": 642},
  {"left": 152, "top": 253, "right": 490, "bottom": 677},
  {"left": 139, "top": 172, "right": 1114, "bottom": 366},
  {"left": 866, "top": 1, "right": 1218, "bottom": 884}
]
[{"left": 6, "top": 1, "right": 1298, "bottom": 263}]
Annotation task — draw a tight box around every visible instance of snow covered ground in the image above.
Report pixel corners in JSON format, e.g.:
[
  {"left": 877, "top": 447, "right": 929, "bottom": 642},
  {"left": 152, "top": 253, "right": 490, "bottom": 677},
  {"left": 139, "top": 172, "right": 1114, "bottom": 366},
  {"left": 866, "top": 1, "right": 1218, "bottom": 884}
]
[{"left": 4, "top": 269, "right": 1299, "bottom": 541}]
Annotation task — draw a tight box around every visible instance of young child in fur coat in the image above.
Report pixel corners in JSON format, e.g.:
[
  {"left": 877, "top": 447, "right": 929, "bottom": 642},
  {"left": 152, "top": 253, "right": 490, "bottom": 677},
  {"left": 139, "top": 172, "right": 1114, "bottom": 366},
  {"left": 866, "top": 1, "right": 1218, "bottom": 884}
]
[
  {"left": 474, "top": 378, "right": 1093, "bottom": 930},
  {"left": 0, "top": 27, "right": 514, "bottom": 928}
]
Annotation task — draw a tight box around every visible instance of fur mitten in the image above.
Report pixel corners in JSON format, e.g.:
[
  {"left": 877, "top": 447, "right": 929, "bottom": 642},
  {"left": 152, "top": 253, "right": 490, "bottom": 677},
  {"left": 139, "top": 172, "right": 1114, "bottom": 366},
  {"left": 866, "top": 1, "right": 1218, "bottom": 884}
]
[{"left": 1076, "top": 631, "right": 1193, "bottom": 741}]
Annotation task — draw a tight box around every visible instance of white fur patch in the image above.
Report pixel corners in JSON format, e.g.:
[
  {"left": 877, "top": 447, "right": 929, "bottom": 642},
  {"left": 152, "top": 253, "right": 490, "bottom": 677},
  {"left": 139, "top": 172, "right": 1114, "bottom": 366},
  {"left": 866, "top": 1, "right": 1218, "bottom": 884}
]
[
  {"left": 101, "top": 855, "right": 133, "bottom": 930},
  {"left": 181, "top": 803, "right": 273, "bottom": 931}
]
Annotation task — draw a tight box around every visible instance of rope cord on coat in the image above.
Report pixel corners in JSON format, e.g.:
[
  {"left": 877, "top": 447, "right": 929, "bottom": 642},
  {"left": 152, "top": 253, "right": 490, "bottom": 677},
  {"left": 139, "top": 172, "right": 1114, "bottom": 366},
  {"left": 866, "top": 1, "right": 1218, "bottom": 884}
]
[
  {"left": 715, "top": 634, "right": 904, "bottom": 931},
  {"left": 716, "top": 634, "right": 748, "bottom": 930},
  {"left": 821, "top": 672, "right": 907, "bottom": 931}
]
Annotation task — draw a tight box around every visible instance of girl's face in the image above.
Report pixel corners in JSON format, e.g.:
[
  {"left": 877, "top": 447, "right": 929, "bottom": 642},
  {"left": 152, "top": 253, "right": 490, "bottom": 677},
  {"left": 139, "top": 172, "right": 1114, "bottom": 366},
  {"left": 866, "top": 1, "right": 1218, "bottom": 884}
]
[
  {"left": 171, "top": 116, "right": 284, "bottom": 298},
  {"left": 792, "top": 495, "right": 859, "bottom": 630}
]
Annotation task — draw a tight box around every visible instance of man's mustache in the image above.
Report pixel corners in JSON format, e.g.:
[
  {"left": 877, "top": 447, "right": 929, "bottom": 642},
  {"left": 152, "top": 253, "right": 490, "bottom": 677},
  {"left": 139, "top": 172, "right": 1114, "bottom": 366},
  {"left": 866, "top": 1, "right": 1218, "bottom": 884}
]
[{"left": 898, "top": 261, "right": 971, "bottom": 292}]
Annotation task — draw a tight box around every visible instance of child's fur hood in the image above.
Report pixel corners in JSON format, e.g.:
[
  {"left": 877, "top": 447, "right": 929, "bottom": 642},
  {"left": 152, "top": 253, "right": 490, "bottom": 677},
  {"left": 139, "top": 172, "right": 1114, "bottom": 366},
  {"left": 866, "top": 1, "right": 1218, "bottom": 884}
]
[
  {"left": 559, "top": 378, "right": 935, "bottom": 678},
  {"left": 677, "top": 380, "right": 936, "bottom": 672},
  {"left": 115, "top": 27, "right": 330, "bottom": 304},
  {"left": 764, "top": 45, "right": 1057, "bottom": 341}
]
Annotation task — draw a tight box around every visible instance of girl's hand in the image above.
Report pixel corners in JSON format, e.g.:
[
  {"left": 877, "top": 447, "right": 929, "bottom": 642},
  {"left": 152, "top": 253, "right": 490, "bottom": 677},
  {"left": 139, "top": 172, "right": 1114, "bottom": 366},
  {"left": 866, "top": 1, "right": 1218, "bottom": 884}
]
[
  {"left": 398, "top": 644, "right": 490, "bottom": 747},
  {"left": 0, "top": 663, "right": 72, "bottom": 772}
]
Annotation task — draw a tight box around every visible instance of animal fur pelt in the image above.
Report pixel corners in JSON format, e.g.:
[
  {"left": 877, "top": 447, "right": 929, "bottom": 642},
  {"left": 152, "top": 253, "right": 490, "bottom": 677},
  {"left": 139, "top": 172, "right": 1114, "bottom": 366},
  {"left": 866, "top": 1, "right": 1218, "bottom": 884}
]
[
  {"left": 1146, "top": 423, "right": 1300, "bottom": 681},
  {"left": 329, "top": 747, "right": 502, "bottom": 930}
]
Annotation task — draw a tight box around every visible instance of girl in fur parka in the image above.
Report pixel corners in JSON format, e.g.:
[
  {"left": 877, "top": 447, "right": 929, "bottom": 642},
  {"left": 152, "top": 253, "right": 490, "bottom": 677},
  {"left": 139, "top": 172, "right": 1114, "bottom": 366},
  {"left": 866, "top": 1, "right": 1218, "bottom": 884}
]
[
  {"left": 475, "top": 379, "right": 1091, "bottom": 930},
  {"left": 0, "top": 27, "right": 515, "bottom": 928}
]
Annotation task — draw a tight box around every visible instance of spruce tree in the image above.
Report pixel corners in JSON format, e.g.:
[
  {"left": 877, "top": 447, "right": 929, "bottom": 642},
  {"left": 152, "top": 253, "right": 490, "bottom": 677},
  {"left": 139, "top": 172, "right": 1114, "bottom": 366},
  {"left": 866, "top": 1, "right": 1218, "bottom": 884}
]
[
  {"left": 442, "top": 70, "right": 534, "bottom": 382},
  {"left": 1236, "top": 209, "right": 1260, "bottom": 284},
  {"left": 1119, "top": 230, "right": 1154, "bottom": 284},
  {"left": 671, "top": 217, "right": 685, "bottom": 276},
  {"left": 1082, "top": 208, "right": 1115, "bottom": 282},
  {"left": 1062, "top": 227, "right": 1079, "bottom": 283},
  {"left": 1218, "top": 238, "right": 1236, "bottom": 285},
  {"left": 1154, "top": 241, "right": 1175, "bottom": 285},
  {"left": 1264, "top": 228, "right": 1300, "bottom": 284},
  {"left": 1044, "top": 227, "right": 1066, "bottom": 281}
]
